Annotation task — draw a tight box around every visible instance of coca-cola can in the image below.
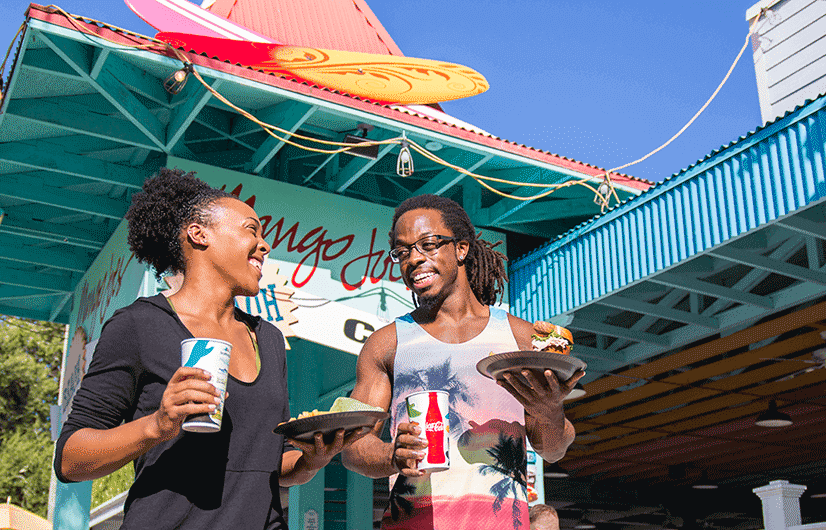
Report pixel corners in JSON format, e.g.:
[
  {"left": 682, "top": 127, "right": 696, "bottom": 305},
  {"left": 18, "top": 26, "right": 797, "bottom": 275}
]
[{"left": 405, "top": 390, "right": 450, "bottom": 472}]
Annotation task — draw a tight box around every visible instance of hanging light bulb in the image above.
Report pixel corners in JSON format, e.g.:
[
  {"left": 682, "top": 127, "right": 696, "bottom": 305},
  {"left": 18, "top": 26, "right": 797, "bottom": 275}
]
[
  {"left": 594, "top": 173, "right": 611, "bottom": 211},
  {"left": 575, "top": 517, "right": 596, "bottom": 529},
  {"left": 164, "top": 63, "right": 194, "bottom": 94},
  {"left": 397, "top": 131, "right": 414, "bottom": 177},
  {"left": 544, "top": 462, "right": 570, "bottom": 478},
  {"left": 692, "top": 469, "right": 718, "bottom": 490}
]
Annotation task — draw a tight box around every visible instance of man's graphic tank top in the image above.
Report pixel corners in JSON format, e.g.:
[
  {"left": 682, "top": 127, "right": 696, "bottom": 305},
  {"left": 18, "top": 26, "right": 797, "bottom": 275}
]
[{"left": 383, "top": 307, "right": 529, "bottom": 530}]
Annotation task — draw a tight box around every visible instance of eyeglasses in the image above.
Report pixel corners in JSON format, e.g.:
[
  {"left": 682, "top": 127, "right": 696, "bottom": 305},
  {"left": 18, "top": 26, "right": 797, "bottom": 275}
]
[{"left": 389, "top": 235, "right": 456, "bottom": 263}]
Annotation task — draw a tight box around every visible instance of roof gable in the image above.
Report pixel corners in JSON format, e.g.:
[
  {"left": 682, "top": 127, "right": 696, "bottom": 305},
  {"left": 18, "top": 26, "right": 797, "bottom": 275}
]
[{"left": 207, "top": 0, "right": 404, "bottom": 55}]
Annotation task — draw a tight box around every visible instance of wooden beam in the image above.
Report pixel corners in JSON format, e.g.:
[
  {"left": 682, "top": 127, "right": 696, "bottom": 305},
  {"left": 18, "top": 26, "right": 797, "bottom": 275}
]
[
  {"left": 581, "top": 299, "right": 826, "bottom": 396},
  {"left": 0, "top": 235, "right": 92, "bottom": 272},
  {"left": 710, "top": 246, "right": 826, "bottom": 287},
  {"left": 0, "top": 304, "right": 61, "bottom": 323},
  {"left": 244, "top": 102, "right": 318, "bottom": 174},
  {"left": 0, "top": 174, "right": 129, "bottom": 219},
  {"left": 650, "top": 273, "right": 774, "bottom": 309},
  {"left": 495, "top": 198, "right": 600, "bottom": 225},
  {"left": 167, "top": 79, "right": 224, "bottom": 153},
  {"left": 95, "top": 51, "right": 169, "bottom": 106},
  {"left": 21, "top": 47, "right": 82, "bottom": 79},
  {"left": 413, "top": 152, "right": 492, "bottom": 196},
  {"left": 0, "top": 142, "right": 151, "bottom": 188},
  {"left": 569, "top": 318, "right": 671, "bottom": 347},
  {"left": 0, "top": 267, "right": 76, "bottom": 293},
  {"left": 485, "top": 167, "right": 577, "bottom": 225},
  {"left": 37, "top": 31, "right": 166, "bottom": 150},
  {"left": 4, "top": 98, "right": 158, "bottom": 150},
  {"left": 570, "top": 361, "right": 826, "bottom": 457},
  {"left": 776, "top": 215, "right": 826, "bottom": 240},
  {"left": 598, "top": 295, "right": 719, "bottom": 329},
  {"left": 0, "top": 213, "right": 109, "bottom": 249},
  {"left": 328, "top": 131, "right": 397, "bottom": 193}
]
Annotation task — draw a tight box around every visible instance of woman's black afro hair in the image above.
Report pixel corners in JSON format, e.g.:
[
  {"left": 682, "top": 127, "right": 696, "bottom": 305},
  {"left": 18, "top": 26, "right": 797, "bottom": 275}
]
[{"left": 125, "top": 168, "right": 233, "bottom": 277}]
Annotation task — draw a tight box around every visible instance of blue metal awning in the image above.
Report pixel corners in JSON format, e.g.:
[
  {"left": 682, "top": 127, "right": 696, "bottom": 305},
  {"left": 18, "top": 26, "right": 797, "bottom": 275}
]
[{"left": 510, "top": 94, "right": 826, "bottom": 380}]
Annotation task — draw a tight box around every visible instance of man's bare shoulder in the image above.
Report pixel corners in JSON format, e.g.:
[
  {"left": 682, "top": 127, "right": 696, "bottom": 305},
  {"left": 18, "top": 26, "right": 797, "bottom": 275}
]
[
  {"left": 360, "top": 321, "right": 398, "bottom": 368},
  {"left": 507, "top": 312, "right": 535, "bottom": 351}
]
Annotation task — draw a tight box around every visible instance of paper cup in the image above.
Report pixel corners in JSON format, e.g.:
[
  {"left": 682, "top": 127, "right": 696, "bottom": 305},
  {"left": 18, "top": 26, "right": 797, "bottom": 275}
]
[
  {"left": 405, "top": 390, "right": 450, "bottom": 472},
  {"left": 181, "top": 338, "right": 231, "bottom": 433}
]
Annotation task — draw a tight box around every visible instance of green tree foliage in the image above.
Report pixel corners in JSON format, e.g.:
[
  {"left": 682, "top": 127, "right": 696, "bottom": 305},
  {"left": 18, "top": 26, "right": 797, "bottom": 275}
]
[
  {"left": 0, "top": 315, "right": 137, "bottom": 517},
  {"left": 92, "top": 465, "right": 134, "bottom": 509},
  {"left": 0, "top": 315, "right": 65, "bottom": 516}
]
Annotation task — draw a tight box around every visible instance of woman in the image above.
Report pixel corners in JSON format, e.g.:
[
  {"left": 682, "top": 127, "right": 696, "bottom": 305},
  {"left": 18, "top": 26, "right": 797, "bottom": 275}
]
[{"left": 55, "top": 169, "right": 363, "bottom": 529}]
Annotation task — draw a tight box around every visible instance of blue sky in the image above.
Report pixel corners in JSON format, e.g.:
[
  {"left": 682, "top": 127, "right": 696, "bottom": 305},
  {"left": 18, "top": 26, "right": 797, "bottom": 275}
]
[{"left": 2, "top": 0, "right": 763, "bottom": 183}]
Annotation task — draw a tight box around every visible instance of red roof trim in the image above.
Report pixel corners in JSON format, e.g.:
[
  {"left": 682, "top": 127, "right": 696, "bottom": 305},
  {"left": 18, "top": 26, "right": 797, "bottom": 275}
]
[{"left": 24, "top": 4, "right": 651, "bottom": 191}]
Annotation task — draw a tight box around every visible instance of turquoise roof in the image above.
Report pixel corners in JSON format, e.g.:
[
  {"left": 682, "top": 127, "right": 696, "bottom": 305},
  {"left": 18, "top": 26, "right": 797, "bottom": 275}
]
[{"left": 510, "top": 93, "right": 826, "bottom": 379}]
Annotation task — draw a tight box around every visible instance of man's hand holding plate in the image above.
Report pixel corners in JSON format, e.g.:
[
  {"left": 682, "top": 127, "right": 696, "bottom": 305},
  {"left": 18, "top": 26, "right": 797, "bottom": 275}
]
[{"left": 498, "top": 368, "right": 585, "bottom": 419}]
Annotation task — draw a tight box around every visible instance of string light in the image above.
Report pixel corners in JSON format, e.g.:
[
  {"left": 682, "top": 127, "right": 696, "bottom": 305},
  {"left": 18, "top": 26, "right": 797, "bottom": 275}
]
[
  {"left": 595, "top": 174, "right": 612, "bottom": 212},
  {"left": 163, "top": 62, "right": 193, "bottom": 94},
  {"left": 31, "top": 4, "right": 759, "bottom": 210},
  {"left": 396, "top": 131, "right": 414, "bottom": 176},
  {"left": 33, "top": 5, "right": 623, "bottom": 206}
]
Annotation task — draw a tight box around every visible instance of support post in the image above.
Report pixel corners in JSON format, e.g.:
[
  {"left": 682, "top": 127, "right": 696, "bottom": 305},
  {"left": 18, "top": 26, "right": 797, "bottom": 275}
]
[
  {"left": 52, "top": 480, "right": 93, "bottom": 530},
  {"left": 346, "top": 469, "right": 374, "bottom": 530},
  {"left": 753, "top": 480, "right": 807, "bottom": 530},
  {"left": 287, "top": 342, "right": 325, "bottom": 530}
]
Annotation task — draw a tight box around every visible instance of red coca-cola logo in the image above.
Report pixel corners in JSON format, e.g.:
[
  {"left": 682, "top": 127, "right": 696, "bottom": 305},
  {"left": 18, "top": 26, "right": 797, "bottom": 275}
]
[{"left": 426, "top": 421, "right": 445, "bottom": 432}]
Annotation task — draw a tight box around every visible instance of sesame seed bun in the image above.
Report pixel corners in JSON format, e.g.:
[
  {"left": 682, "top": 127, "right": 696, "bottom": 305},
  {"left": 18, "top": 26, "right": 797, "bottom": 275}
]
[
  {"left": 532, "top": 321, "right": 574, "bottom": 355},
  {"left": 533, "top": 321, "right": 574, "bottom": 343}
]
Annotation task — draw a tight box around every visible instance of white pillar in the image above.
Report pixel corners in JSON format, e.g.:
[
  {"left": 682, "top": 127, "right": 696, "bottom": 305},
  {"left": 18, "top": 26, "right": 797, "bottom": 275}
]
[{"left": 753, "top": 480, "right": 807, "bottom": 530}]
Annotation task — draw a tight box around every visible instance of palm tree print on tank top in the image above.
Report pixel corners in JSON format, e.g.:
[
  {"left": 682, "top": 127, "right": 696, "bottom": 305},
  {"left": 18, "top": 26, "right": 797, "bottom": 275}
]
[
  {"left": 383, "top": 307, "right": 529, "bottom": 530},
  {"left": 394, "top": 357, "right": 474, "bottom": 434},
  {"left": 481, "top": 433, "right": 529, "bottom": 529}
]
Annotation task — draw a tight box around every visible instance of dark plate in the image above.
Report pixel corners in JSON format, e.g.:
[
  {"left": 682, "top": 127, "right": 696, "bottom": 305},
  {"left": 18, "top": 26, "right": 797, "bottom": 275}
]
[
  {"left": 476, "top": 351, "right": 587, "bottom": 382},
  {"left": 273, "top": 410, "right": 389, "bottom": 443}
]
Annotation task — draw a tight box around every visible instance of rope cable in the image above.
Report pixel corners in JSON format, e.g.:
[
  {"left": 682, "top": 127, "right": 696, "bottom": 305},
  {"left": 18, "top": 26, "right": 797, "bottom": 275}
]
[
  {"left": 19, "top": 5, "right": 762, "bottom": 212},
  {"left": 0, "top": 22, "right": 27, "bottom": 102},
  {"left": 605, "top": 10, "right": 763, "bottom": 175}
]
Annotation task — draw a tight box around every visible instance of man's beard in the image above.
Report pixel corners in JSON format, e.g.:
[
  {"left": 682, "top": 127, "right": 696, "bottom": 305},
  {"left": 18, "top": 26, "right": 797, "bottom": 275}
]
[{"left": 415, "top": 289, "right": 445, "bottom": 310}]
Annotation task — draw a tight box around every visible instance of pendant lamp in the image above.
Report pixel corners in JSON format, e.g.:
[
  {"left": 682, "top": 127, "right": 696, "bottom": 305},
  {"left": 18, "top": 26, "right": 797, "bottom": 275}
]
[{"left": 755, "top": 400, "right": 792, "bottom": 428}]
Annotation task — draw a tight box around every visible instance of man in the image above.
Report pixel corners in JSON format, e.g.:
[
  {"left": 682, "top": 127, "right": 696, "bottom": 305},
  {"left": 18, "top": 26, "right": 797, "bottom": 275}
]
[
  {"left": 342, "top": 195, "right": 583, "bottom": 530},
  {"left": 530, "top": 504, "right": 560, "bottom": 530}
]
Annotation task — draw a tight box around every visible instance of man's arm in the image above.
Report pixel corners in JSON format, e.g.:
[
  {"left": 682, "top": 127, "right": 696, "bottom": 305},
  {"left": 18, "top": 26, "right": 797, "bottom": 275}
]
[
  {"left": 341, "top": 325, "right": 427, "bottom": 479},
  {"left": 502, "top": 314, "right": 582, "bottom": 462}
]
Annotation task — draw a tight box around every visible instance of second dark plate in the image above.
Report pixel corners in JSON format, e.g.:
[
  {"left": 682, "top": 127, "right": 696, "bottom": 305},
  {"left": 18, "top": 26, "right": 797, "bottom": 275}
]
[
  {"left": 274, "top": 410, "right": 389, "bottom": 443},
  {"left": 476, "top": 351, "right": 587, "bottom": 382}
]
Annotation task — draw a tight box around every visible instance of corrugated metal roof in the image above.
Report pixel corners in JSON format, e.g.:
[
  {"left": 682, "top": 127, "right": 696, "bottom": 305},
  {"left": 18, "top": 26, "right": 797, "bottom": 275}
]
[
  {"left": 512, "top": 90, "right": 826, "bottom": 263},
  {"left": 209, "top": 0, "right": 404, "bottom": 56},
  {"left": 510, "top": 91, "right": 826, "bottom": 318}
]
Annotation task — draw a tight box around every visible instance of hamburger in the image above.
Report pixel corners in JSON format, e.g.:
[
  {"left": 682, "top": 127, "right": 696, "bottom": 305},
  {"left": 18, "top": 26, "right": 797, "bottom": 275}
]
[{"left": 531, "top": 321, "right": 573, "bottom": 355}]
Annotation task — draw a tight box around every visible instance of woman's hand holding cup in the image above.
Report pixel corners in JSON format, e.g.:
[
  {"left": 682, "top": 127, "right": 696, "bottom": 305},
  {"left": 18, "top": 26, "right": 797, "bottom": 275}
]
[{"left": 150, "top": 367, "right": 220, "bottom": 441}]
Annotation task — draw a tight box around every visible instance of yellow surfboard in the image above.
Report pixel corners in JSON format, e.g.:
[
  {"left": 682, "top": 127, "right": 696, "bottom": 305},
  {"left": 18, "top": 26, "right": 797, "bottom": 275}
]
[{"left": 157, "top": 32, "right": 489, "bottom": 104}]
